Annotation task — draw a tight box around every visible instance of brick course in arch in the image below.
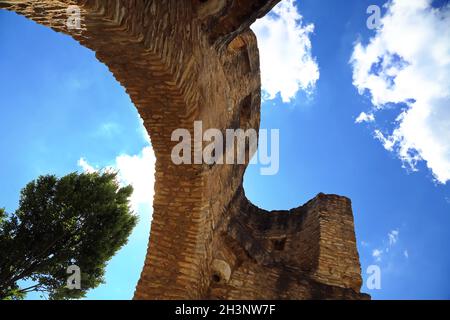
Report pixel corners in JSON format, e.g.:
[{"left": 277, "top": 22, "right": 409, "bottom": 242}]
[{"left": 0, "top": 0, "right": 369, "bottom": 300}]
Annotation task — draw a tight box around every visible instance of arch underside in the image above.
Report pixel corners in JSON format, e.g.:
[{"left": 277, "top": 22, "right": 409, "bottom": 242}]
[{"left": 1, "top": 0, "right": 368, "bottom": 299}]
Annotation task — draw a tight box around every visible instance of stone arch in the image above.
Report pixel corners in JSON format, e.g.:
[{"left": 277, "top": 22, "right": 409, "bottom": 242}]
[{"left": 1, "top": 0, "right": 368, "bottom": 300}]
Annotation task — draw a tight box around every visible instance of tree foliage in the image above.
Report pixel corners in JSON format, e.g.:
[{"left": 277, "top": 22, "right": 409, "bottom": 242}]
[{"left": 0, "top": 172, "right": 137, "bottom": 300}]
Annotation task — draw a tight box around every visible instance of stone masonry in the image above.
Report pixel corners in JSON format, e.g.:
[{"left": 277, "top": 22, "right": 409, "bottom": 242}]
[{"left": 0, "top": 0, "right": 369, "bottom": 299}]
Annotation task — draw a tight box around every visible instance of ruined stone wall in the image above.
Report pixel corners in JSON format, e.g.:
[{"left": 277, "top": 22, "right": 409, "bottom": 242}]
[
  {"left": 207, "top": 188, "right": 367, "bottom": 299},
  {"left": 0, "top": 0, "right": 369, "bottom": 300}
]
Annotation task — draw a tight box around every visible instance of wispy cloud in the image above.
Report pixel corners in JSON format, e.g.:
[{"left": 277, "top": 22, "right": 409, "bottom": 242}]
[
  {"left": 252, "top": 0, "right": 319, "bottom": 102},
  {"left": 350, "top": 0, "right": 450, "bottom": 184},
  {"left": 355, "top": 112, "right": 375, "bottom": 124},
  {"left": 388, "top": 229, "right": 399, "bottom": 246},
  {"left": 96, "top": 122, "right": 122, "bottom": 137},
  {"left": 370, "top": 228, "right": 408, "bottom": 263},
  {"left": 372, "top": 248, "right": 383, "bottom": 262}
]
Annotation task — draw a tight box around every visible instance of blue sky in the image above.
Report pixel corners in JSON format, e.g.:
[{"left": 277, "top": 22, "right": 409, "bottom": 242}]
[{"left": 1, "top": 0, "right": 449, "bottom": 300}]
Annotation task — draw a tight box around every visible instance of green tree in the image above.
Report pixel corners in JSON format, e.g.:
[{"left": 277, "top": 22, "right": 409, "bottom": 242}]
[{"left": 0, "top": 172, "right": 137, "bottom": 300}]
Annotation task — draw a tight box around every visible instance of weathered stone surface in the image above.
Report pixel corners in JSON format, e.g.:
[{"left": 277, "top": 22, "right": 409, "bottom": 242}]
[{"left": 1, "top": 0, "right": 369, "bottom": 300}]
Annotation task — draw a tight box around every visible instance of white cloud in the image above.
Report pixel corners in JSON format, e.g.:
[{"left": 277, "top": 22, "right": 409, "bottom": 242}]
[
  {"left": 374, "top": 129, "right": 396, "bottom": 152},
  {"left": 369, "top": 228, "right": 404, "bottom": 263},
  {"left": 138, "top": 119, "right": 151, "bottom": 144},
  {"left": 350, "top": 0, "right": 450, "bottom": 184},
  {"left": 114, "top": 146, "right": 155, "bottom": 211},
  {"left": 404, "top": 250, "right": 409, "bottom": 259},
  {"left": 77, "top": 158, "right": 96, "bottom": 173},
  {"left": 78, "top": 146, "right": 156, "bottom": 212},
  {"left": 372, "top": 248, "right": 383, "bottom": 262},
  {"left": 355, "top": 112, "right": 375, "bottom": 123},
  {"left": 388, "top": 229, "right": 399, "bottom": 246},
  {"left": 251, "top": 0, "right": 319, "bottom": 102}
]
